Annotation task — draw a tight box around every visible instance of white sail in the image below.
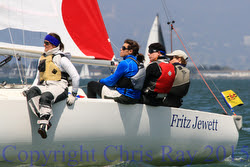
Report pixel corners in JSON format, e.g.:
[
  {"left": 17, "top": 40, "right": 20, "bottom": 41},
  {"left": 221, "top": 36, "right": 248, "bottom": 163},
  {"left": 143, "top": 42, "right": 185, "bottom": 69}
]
[
  {"left": 25, "top": 60, "right": 31, "bottom": 78},
  {"left": 80, "top": 64, "right": 91, "bottom": 79},
  {"left": 25, "top": 59, "right": 36, "bottom": 79},
  {"left": 144, "top": 14, "right": 165, "bottom": 66}
]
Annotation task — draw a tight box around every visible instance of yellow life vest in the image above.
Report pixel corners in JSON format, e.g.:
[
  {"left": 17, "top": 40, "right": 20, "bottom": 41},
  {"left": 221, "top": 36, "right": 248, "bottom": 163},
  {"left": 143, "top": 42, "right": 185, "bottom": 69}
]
[{"left": 38, "top": 54, "right": 61, "bottom": 82}]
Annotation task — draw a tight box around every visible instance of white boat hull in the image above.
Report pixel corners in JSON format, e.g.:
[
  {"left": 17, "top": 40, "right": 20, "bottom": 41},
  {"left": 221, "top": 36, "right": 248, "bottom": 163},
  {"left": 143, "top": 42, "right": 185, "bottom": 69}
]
[{"left": 0, "top": 88, "right": 240, "bottom": 166}]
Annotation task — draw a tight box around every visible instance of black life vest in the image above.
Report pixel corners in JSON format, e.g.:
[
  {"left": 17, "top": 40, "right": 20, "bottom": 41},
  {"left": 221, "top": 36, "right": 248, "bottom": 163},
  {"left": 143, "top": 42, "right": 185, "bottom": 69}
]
[
  {"left": 169, "top": 64, "right": 190, "bottom": 97},
  {"left": 116, "top": 57, "right": 146, "bottom": 90}
]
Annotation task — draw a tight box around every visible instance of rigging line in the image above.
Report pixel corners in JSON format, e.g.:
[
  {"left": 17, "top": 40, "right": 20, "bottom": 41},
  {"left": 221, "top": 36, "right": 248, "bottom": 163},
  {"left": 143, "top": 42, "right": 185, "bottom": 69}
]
[
  {"left": 171, "top": 25, "right": 228, "bottom": 115},
  {"left": 161, "top": 0, "right": 173, "bottom": 22},
  {"left": 170, "top": 29, "right": 223, "bottom": 95},
  {"left": 7, "top": 28, "right": 24, "bottom": 85},
  {"left": 21, "top": 0, "right": 25, "bottom": 46},
  {"left": 210, "top": 79, "right": 222, "bottom": 93},
  {"left": 7, "top": 1, "right": 24, "bottom": 85},
  {"left": 198, "top": 64, "right": 222, "bottom": 94},
  {"left": 160, "top": 0, "right": 175, "bottom": 52},
  {"left": 108, "top": 40, "right": 118, "bottom": 74},
  {"left": 165, "top": 1, "right": 174, "bottom": 22},
  {"left": 110, "top": 40, "right": 120, "bottom": 55},
  {"left": 21, "top": 0, "right": 28, "bottom": 85},
  {"left": 173, "top": 29, "right": 224, "bottom": 95},
  {"left": 161, "top": 0, "right": 170, "bottom": 22}
]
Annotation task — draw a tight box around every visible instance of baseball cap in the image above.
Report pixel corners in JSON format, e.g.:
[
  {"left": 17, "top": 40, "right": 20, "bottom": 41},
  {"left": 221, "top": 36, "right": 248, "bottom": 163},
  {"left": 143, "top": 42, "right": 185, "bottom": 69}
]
[
  {"left": 148, "top": 43, "right": 166, "bottom": 55},
  {"left": 166, "top": 50, "right": 188, "bottom": 60}
]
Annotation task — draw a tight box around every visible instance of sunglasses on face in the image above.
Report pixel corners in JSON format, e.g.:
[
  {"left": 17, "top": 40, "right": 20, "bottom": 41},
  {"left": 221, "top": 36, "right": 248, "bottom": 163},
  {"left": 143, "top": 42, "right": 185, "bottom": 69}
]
[
  {"left": 122, "top": 46, "right": 131, "bottom": 50},
  {"left": 44, "top": 41, "right": 51, "bottom": 46},
  {"left": 148, "top": 49, "right": 158, "bottom": 54},
  {"left": 169, "top": 56, "right": 179, "bottom": 60}
]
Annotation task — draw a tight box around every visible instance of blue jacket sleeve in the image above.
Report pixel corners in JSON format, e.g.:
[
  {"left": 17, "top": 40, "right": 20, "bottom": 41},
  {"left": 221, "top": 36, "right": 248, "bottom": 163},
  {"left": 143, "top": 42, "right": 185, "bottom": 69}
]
[{"left": 100, "top": 61, "right": 128, "bottom": 87}]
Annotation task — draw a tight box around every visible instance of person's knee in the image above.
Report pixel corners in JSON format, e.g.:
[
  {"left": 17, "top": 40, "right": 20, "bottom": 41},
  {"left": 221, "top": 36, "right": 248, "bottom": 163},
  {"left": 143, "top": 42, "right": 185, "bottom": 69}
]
[
  {"left": 87, "top": 81, "right": 104, "bottom": 98},
  {"left": 54, "top": 88, "right": 68, "bottom": 103},
  {"left": 87, "top": 81, "right": 97, "bottom": 88},
  {"left": 26, "top": 86, "right": 41, "bottom": 101},
  {"left": 39, "top": 92, "right": 54, "bottom": 107}
]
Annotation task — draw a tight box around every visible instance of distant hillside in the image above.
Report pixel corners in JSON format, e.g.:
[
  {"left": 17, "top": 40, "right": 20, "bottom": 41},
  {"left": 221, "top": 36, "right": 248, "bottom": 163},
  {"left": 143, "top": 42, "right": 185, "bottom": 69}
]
[{"left": 0, "top": 28, "right": 46, "bottom": 47}]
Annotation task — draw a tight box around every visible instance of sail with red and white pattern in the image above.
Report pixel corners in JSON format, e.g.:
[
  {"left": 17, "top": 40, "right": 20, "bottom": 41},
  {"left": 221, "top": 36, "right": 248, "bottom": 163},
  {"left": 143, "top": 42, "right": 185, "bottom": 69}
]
[
  {"left": 0, "top": 0, "right": 115, "bottom": 66},
  {"left": 62, "top": 0, "right": 114, "bottom": 60}
]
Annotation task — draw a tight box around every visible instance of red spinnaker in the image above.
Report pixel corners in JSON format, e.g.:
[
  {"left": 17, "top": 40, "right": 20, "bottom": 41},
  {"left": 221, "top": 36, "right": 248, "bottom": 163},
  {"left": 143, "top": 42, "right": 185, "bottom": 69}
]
[{"left": 61, "top": 0, "right": 114, "bottom": 60}]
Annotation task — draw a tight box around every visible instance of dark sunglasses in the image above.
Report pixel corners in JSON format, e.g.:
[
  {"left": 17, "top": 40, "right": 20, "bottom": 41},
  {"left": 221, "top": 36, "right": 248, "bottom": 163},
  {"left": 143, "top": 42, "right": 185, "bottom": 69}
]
[
  {"left": 122, "top": 46, "right": 131, "bottom": 50},
  {"left": 169, "top": 56, "right": 178, "bottom": 60},
  {"left": 44, "top": 41, "right": 51, "bottom": 46},
  {"left": 148, "top": 49, "right": 158, "bottom": 54}
]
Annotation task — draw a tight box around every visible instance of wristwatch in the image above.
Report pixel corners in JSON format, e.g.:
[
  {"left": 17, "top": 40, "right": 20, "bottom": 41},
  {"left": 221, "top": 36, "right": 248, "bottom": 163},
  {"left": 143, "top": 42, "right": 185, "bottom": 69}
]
[{"left": 72, "top": 92, "right": 77, "bottom": 97}]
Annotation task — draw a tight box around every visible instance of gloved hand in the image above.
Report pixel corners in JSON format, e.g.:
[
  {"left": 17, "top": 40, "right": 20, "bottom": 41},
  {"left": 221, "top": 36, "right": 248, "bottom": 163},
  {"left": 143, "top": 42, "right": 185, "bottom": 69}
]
[{"left": 66, "top": 94, "right": 76, "bottom": 106}]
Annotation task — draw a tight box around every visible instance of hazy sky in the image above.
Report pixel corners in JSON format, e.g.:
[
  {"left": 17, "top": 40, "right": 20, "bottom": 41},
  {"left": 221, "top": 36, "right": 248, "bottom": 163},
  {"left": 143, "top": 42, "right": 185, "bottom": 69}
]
[{"left": 98, "top": 0, "right": 250, "bottom": 70}]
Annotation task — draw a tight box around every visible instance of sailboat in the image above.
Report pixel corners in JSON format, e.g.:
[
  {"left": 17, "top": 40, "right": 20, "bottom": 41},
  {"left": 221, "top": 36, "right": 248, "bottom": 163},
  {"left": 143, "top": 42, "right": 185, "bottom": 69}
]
[
  {"left": 144, "top": 14, "right": 165, "bottom": 66},
  {"left": 0, "top": 0, "right": 242, "bottom": 166},
  {"left": 25, "top": 59, "right": 37, "bottom": 79},
  {"left": 79, "top": 64, "right": 91, "bottom": 79}
]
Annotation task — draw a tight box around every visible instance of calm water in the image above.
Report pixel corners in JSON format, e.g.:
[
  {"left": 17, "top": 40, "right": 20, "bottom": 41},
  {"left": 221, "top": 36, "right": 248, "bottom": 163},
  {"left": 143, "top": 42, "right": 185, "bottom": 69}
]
[{"left": 1, "top": 78, "right": 249, "bottom": 167}]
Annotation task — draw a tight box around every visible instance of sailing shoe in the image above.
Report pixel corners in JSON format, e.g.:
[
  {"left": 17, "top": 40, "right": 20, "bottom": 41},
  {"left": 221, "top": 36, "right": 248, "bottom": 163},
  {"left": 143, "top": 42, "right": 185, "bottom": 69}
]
[
  {"left": 47, "top": 121, "right": 52, "bottom": 130},
  {"left": 37, "top": 120, "right": 52, "bottom": 139},
  {"left": 38, "top": 124, "right": 48, "bottom": 139}
]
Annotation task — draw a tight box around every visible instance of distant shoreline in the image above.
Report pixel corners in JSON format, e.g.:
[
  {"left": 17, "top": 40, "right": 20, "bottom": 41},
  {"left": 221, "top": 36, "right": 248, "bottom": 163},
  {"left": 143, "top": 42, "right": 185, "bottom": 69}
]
[{"left": 191, "top": 70, "right": 250, "bottom": 79}]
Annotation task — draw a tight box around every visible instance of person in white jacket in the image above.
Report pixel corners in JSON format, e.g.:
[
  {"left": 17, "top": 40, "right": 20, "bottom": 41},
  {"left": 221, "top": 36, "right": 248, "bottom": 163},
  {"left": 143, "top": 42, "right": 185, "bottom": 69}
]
[{"left": 25, "top": 33, "right": 80, "bottom": 139}]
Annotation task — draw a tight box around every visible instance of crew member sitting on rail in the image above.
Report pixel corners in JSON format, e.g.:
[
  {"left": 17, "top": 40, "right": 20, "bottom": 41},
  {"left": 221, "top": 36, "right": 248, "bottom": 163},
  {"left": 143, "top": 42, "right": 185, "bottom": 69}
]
[
  {"left": 87, "top": 39, "right": 145, "bottom": 104},
  {"left": 142, "top": 43, "right": 175, "bottom": 106},
  {"left": 25, "top": 33, "right": 80, "bottom": 139},
  {"left": 165, "top": 50, "right": 190, "bottom": 107}
]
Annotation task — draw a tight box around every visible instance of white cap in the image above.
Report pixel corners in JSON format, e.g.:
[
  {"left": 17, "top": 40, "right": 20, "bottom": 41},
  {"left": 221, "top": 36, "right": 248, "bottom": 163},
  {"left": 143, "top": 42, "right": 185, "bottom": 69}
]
[{"left": 166, "top": 50, "right": 188, "bottom": 60}]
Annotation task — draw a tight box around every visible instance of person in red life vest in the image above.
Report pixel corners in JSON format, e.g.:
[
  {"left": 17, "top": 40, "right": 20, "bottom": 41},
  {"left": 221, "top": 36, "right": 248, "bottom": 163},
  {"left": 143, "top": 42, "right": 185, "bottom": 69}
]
[
  {"left": 164, "top": 50, "right": 190, "bottom": 107},
  {"left": 142, "top": 43, "right": 175, "bottom": 106}
]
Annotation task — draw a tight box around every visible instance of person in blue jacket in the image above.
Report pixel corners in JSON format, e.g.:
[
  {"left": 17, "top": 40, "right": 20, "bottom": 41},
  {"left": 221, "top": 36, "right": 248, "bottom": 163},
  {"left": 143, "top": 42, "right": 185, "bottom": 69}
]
[{"left": 87, "top": 39, "right": 142, "bottom": 104}]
